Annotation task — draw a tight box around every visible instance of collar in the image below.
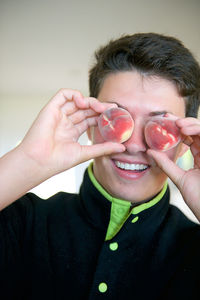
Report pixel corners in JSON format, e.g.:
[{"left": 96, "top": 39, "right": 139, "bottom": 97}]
[{"left": 79, "top": 163, "right": 170, "bottom": 241}]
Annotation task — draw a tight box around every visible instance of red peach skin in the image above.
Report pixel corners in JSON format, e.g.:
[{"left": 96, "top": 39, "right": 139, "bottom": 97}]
[
  {"left": 144, "top": 116, "right": 181, "bottom": 151},
  {"left": 98, "top": 107, "right": 134, "bottom": 143}
]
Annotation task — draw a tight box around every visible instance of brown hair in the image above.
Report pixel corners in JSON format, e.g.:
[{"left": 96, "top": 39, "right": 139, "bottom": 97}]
[{"left": 89, "top": 33, "right": 200, "bottom": 117}]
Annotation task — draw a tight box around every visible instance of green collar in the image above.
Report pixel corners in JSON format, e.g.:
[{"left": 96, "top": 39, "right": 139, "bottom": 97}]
[{"left": 88, "top": 162, "right": 168, "bottom": 240}]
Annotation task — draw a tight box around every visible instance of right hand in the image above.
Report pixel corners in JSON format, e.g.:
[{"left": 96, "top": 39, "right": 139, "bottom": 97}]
[{"left": 18, "top": 88, "right": 125, "bottom": 176}]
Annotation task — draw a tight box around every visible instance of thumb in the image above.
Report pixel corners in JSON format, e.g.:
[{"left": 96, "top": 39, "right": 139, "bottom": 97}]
[
  {"left": 147, "top": 149, "right": 185, "bottom": 188},
  {"left": 79, "top": 142, "right": 125, "bottom": 163}
]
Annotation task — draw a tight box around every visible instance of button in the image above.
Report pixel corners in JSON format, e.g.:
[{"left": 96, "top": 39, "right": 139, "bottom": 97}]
[
  {"left": 98, "top": 282, "right": 108, "bottom": 293},
  {"left": 131, "top": 216, "right": 139, "bottom": 223},
  {"left": 109, "top": 242, "right": 118, "bottom": 251}
]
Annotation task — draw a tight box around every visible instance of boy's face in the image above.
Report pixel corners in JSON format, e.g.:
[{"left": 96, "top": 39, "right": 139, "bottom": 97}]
[{"left": 88, "top": 71, "right": 186, "bottom": 203}]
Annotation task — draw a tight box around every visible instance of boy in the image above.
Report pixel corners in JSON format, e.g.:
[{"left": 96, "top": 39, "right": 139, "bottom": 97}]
[{"left": 0, "top": 33, "right": 200, "bottom": 299}]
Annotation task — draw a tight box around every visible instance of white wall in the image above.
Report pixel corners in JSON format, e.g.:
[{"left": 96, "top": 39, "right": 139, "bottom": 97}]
[{"left": 0, "top": 0, "right": 200, "bottom": 223}]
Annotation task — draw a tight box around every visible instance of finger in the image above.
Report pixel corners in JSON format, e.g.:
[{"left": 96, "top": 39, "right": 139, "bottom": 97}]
[
  {"left": 190, "top": 136, "right": 200, "bottom": 157},
  {"left": 73, "top": 96, "right": 103, "bottom": 110},
  {"left": 75, "top": 97, "right": 118, "bottom": 112},
  {"left": 50, "top": 88, "right": 84, "bottom": 108},
  {"left": 182, "top": 135, "right": 193, "bottom": 146},
  {"left": 61, "top": 100, "right": 78, "bottom": 115},
  {"left": 68, "top": 109, "right": 99, "bottom": 125},
  {"left": 60, "top": 94, "right": 118, "bottom": 118},
  {"left": 79, "top": 142, "right": 125, "bottom": 163},
  {"left": 147, "top": 149, "right": 185, "bottom": 188},
  {"left": 194, "top": 154, "right": 200, "bottom": 169},
  {"left": 180, "top": 125, "right": 200, "bottom": 136},
  {"left": 176, "top": 117, "right": 200, "bottom": 127},
  {"left": 193, "top": 135, "right": 200, "bottom": 147},
  {"left": 89, "top": 100, "right": 118, "bottom": 113},
  {"left": 75, "top": 116, "right": 99, "bottom": 136}
]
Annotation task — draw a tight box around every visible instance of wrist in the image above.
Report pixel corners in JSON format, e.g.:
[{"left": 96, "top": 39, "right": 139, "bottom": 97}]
[{"left": 0, "top": 145, "right": 53, "bottom": 210}]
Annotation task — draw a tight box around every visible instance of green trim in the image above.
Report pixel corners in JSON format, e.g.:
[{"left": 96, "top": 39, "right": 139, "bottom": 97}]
[
  {"left": 88, "top": 163, "right": 131, "bottom": 207},
  {"left": 131, "top": 182, "right": 168, "bottom": 215},
  {"left": 105, "top": 201, "right": 131, "bottom": 240},
  {"left": 87, "top": 162, "right": 168, "bottom": 241}
]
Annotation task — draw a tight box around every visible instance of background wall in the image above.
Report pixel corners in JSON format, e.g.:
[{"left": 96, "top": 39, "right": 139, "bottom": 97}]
[{"left": 0, "top": 0, "right": 200, "bottom": 222}]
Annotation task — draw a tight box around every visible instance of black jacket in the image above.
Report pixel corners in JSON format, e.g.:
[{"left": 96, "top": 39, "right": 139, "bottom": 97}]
[{"left": 0, "top": 166, "right": 200, "bottom": 299}]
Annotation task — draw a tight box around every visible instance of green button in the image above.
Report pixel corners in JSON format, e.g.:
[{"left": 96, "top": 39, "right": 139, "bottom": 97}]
[
  {"left": 109, "top": 242, "right": 118, "bottom": 251},
  {"left": 132, "top": 216, "right": 139, "bottom": 223},
  {"left": 98, "top": 282, "right": 108, "bottom": 293}
]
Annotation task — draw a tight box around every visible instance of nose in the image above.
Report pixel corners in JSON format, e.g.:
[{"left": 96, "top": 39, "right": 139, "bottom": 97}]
[{"left": 123, "top": 120, "right": 147, "bottom": 154}]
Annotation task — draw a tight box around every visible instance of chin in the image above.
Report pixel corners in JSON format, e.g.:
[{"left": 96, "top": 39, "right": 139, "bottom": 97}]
[{"left": 93, "top": 156, "right": 167, "bottom": 203}]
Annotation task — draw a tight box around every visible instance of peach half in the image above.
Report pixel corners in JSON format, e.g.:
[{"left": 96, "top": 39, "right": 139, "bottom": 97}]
[
  {"left": 98, "top": 107, "right": 134, "bottom": 143},
  {"left": 144, "top": 116, "right": 181, "bottom": 151}
]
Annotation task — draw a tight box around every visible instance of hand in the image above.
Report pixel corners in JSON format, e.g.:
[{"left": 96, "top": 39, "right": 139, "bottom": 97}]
[
  {"left": 147, "top": 117, "right": 200, "bottom": 221},
  {"left": 0, "top": 89, "right": 126, "bottom": 209},
  {"left": 19, "top": 88, "right": 125, "bottom": 176}
]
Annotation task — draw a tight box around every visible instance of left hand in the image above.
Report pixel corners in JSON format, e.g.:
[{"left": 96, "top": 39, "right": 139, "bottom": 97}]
[{"left": 147, "top": 117, "right": 200, "bottom": 221}]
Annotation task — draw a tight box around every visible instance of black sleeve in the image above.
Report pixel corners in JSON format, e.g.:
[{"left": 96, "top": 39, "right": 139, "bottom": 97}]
[{"left": 0, "top": 193, "right": 43, "bottom": 298}]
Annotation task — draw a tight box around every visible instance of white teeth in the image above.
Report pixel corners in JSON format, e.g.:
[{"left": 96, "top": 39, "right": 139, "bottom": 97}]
[{"left": 115, "top": 161, "right": 148, "bottom": 171}]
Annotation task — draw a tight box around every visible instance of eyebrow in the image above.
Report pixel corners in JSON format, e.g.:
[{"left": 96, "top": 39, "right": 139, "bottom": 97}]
[
  {"left": 149, "top": 110, "right": 170, "bottom": 116},
  {"left": 109, "top": 101, "right": 171, "bottom": 116}
]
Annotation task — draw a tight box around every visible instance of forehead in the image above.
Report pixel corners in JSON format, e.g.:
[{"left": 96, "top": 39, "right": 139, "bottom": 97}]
[{"left": 98, "top": 71, "right": 185, "bottom": 118}]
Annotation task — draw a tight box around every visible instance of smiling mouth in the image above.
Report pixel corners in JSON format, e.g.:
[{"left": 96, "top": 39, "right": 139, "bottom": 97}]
[{"left": 113, "top": 160, "right": 149, "bottom": 172}]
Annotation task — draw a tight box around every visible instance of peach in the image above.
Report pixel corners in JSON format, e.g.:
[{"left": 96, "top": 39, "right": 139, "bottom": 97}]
[
  {"left": 98, "top": 107, "right": 134, "bottom": 143},
  {"left": 144, "top": 116, "right": 181, "bottom": 151}
]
